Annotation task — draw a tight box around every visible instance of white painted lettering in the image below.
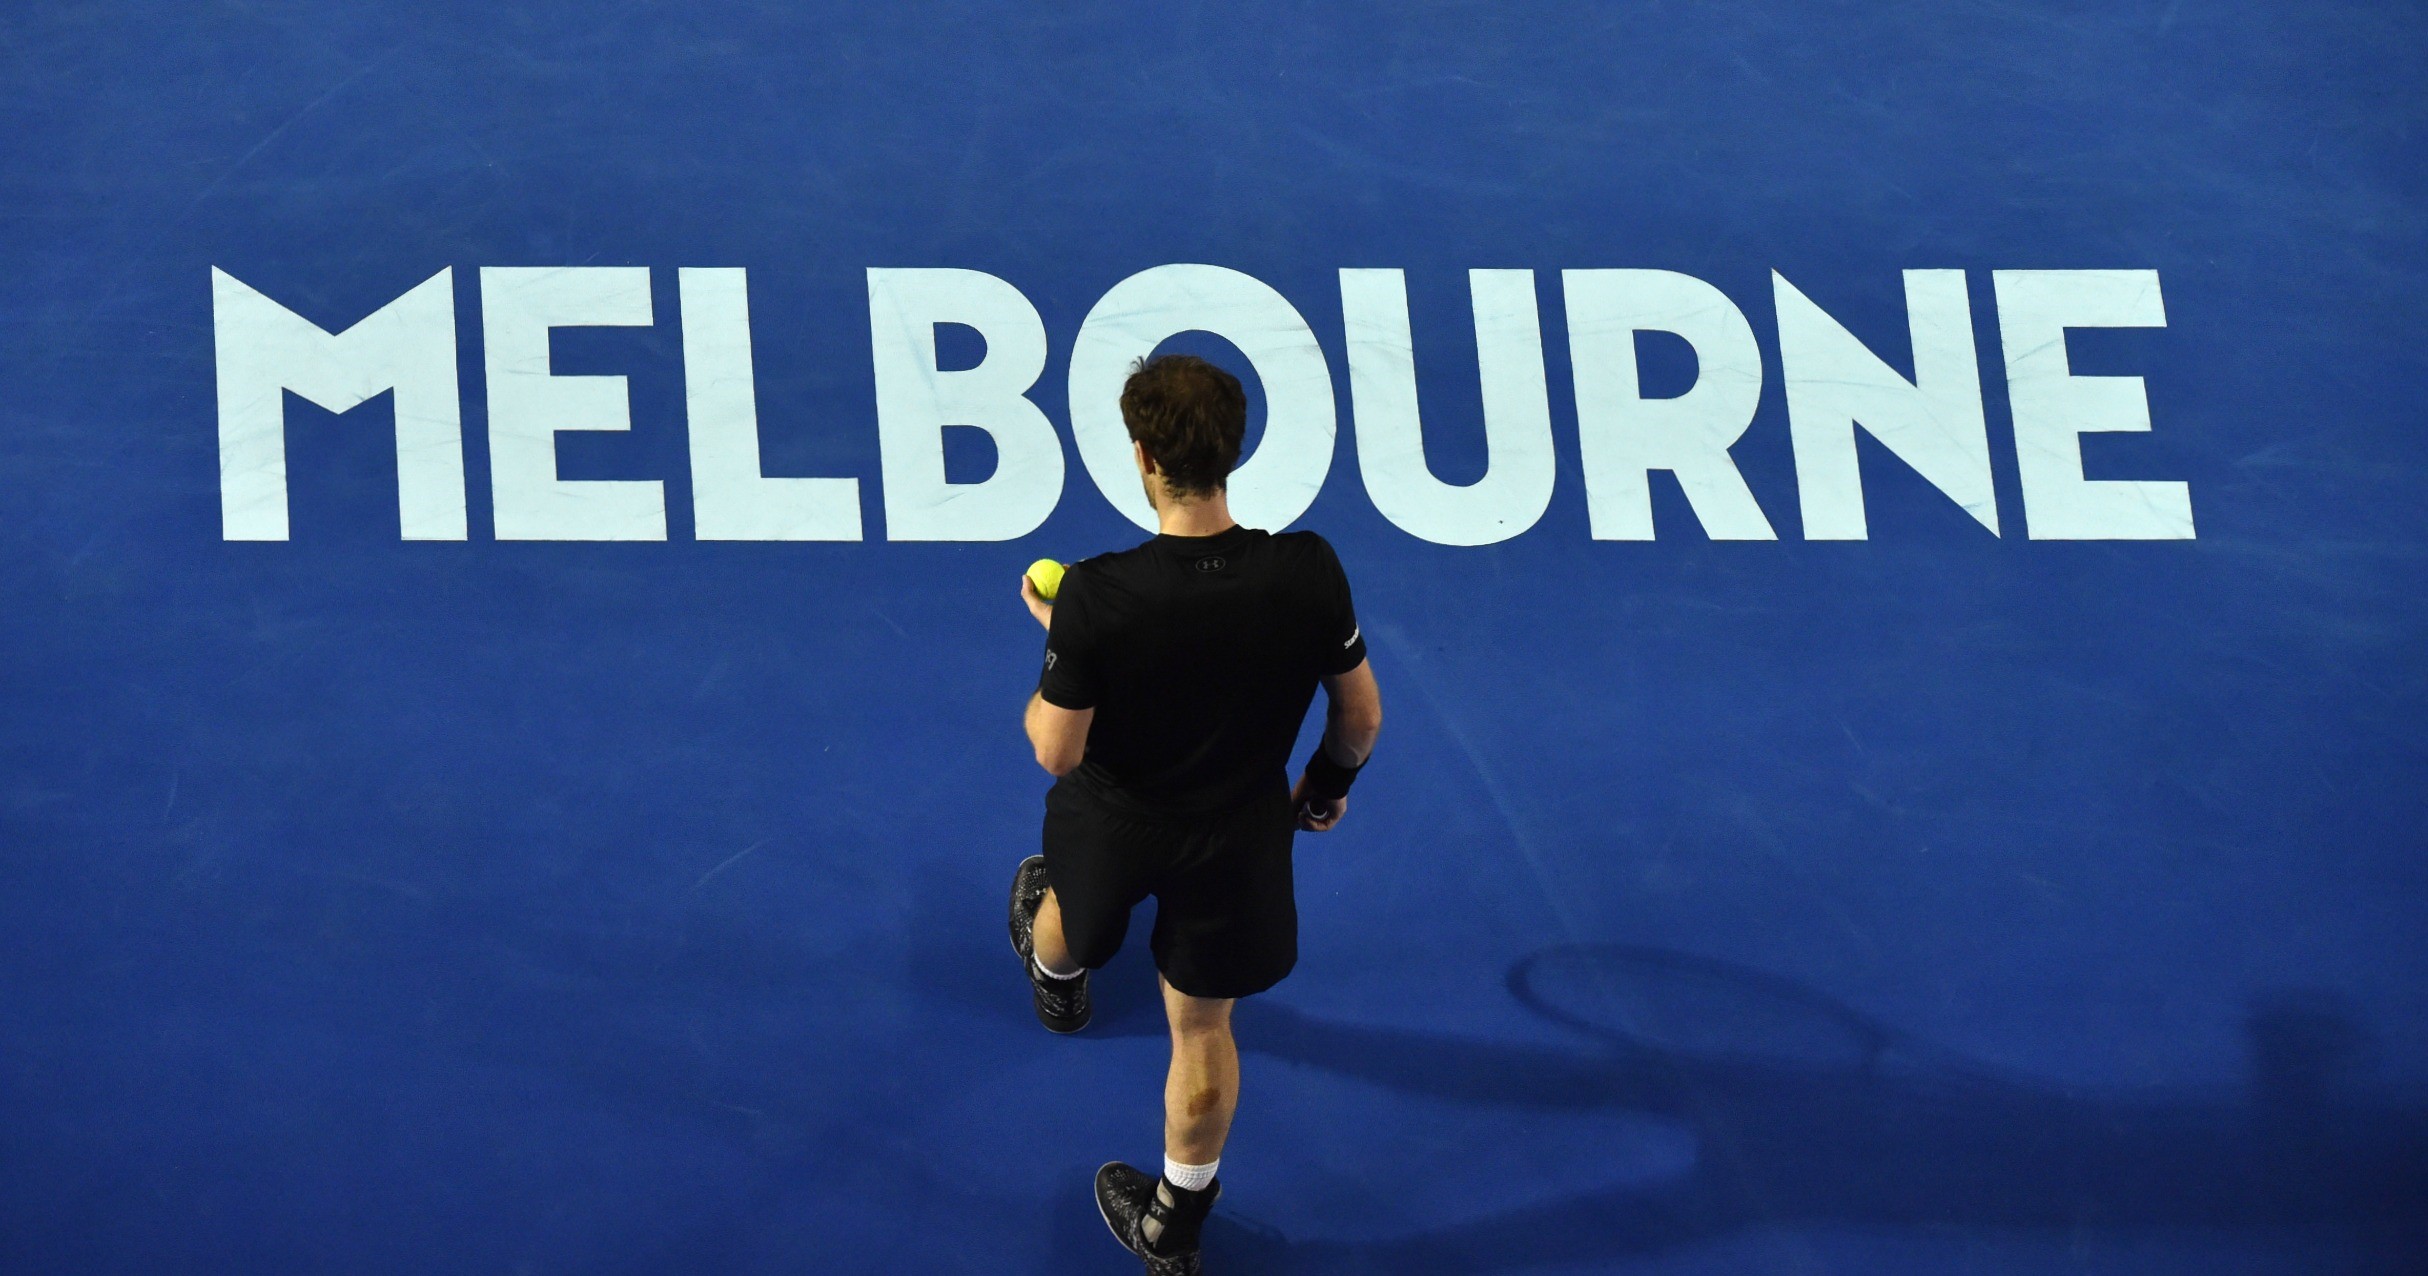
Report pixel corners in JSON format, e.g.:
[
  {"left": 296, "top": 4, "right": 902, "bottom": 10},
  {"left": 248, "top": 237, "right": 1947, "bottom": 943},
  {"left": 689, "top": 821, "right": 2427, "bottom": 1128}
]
[
  {"left": 866, "top": 267, "right": 1063, "bottom": 542},
  {"left": 211, "top": 267, "right": 464, "bottom": 541},
  {"left": 1068, "top": 264, "right": 1336, "bottom": 533},
  {"left": 679, "top": 268, "right": 862, "bottom": 540},
  {"left": 1777, "top": 270, "right": 1998, "bottom": 539},
  {"left": 1993, "top": 270, "right": 2192, "bottom": 540},
  {"left": 1562, "top": 269, "right": 1776, "bottom": 541},
  {"left": 1342, "top": 269, "right": 1555, "bottom": 546},
  {"left": 481, "top": 267, "right": 665, "bottom": 541}
]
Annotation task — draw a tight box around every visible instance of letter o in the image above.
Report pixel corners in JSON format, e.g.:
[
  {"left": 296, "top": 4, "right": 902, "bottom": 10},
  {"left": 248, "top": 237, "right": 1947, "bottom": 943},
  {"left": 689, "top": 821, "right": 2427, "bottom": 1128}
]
[{"left": 1067, "top": 265, "right": 1337, "bottom": 532}]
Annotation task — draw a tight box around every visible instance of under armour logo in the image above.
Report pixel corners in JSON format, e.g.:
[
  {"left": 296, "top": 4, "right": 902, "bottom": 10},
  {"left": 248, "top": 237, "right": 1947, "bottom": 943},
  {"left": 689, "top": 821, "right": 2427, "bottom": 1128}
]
[{"left": 1194, "top": 556, "right": 1227, "bottom": 573}]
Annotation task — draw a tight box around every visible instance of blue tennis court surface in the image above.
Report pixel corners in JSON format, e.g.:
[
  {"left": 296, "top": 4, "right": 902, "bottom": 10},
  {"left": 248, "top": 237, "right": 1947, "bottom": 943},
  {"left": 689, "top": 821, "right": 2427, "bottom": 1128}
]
[{"left": 3, "top": 2, "right": 2423, "bottom": 1272}]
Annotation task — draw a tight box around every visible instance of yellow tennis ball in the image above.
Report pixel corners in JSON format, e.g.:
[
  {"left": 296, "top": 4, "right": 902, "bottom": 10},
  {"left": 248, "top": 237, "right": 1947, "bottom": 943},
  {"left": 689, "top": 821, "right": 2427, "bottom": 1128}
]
[{"left": 1025, "top": 558, "right": 1066, "bottom": 602}]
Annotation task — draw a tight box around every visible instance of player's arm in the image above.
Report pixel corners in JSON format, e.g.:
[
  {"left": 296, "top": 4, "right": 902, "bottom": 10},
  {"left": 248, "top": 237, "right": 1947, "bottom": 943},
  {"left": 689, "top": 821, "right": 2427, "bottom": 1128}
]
[
  {"left": 1295, "top": 658, "right": 1381, "bottom": 831},
  {"left": 1022, "top": 565, "right": 1096, "bottom": 776},
  {"left": 1025, "top": 690, "right": 1092, "bottom": 777},
  {"left": 1318, "top": 659, "right": 1382, "bottom": 766}
]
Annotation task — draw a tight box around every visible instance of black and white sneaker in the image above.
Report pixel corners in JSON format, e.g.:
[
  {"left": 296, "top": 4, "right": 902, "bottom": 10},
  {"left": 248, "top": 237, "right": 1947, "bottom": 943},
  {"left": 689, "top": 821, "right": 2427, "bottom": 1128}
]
[
  {"left": 1096, "top": 1161, "right": 1218, "bottom": 1275},
  {"left": 1008, "top": 855, "right": 1089, "bottom": 1033}
]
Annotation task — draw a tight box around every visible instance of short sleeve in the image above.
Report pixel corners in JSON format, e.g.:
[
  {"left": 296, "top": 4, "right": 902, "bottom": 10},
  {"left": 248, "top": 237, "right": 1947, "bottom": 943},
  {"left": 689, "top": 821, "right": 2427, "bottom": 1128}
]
[
  {"left": 1036, "top": 565, "right": 1101, "bottom": 710},
  {"left": 1311, "top": 535, "right": 1367, "bottom": 677}
]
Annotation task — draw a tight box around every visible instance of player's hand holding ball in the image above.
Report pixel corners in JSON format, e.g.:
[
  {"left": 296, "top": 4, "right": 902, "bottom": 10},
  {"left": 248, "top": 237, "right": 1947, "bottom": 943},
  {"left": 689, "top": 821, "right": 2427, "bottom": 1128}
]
[{"left": 1020, "top": 558, "right": 1063, "bottom": 630}]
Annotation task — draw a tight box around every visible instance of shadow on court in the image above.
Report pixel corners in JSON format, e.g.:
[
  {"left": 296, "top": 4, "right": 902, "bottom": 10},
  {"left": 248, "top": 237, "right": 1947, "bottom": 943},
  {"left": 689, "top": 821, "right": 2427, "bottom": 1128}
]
[{"left": 1171, "top": 945, "right": 2428, "bottom": 1273}]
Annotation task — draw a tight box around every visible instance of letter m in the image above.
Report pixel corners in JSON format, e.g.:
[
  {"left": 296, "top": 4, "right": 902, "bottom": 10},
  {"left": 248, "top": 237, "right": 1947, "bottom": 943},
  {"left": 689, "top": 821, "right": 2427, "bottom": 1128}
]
[{"left": 212, "top": 267, "right": 465, "bottom": 540}]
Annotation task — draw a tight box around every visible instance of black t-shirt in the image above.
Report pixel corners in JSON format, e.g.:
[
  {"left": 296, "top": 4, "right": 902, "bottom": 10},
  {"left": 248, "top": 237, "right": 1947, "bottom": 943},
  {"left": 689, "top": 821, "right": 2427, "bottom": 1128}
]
[{"left": 1037, "top": 524, "right": 1367, "bottom": 816}]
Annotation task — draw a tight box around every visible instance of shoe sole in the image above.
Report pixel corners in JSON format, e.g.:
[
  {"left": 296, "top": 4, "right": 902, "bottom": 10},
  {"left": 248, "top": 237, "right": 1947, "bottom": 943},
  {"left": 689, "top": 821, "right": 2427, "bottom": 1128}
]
[
  {"left": 1094, "top": 1162, "right": 1140, "bottom": 1259},
  {"left": 1009, "top": 855, "right": 1047, "bottom": 960},
  {"left": 1013, "top": 855, "right": 1089, "bottom": 1034}
]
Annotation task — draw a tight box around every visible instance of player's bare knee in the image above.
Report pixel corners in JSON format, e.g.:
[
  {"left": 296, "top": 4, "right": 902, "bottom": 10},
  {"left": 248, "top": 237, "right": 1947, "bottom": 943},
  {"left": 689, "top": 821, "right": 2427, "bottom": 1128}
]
[
  {"left": 1165, "top": 998, "right": 1233, "bottom": 1040},
  {"left": 1171, "top": 1020, "right": 1230, "bottom": 1049}
]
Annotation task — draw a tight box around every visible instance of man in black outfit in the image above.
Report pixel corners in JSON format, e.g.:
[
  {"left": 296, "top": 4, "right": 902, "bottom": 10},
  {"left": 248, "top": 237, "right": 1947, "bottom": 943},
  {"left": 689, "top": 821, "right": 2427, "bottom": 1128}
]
[{"left": 1008, "top": 355, "right": 1384, "bottom": 1275}]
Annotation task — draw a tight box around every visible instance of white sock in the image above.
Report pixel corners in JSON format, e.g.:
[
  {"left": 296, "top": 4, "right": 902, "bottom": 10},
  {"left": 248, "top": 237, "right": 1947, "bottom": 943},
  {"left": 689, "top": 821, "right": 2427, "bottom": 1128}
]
[
  {"left": 1162, "top": 1156, "right": 1217, "bottom": 1192},
  {"left": 1034, "top": 954, "right": 1081, "bottom": 981}
]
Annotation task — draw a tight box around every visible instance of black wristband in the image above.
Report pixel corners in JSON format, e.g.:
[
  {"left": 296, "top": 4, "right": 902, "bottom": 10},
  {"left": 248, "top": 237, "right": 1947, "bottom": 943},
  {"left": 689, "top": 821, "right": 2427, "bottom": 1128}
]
[{"left": 1301, "top": 745, "right": 1365, "bottom": 803}]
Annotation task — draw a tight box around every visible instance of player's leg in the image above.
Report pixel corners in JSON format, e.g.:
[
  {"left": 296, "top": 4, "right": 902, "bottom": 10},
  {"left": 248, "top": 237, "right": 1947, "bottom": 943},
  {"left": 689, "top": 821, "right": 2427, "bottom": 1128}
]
[
  {"left": 1033, "top": 886, "right": 1078, "bottom": 977},
  {"left": 1018, "top": 781, "right": 1158, "bottom": 1033},
  {"left": 1097, "top": 787, "right": 1287, "bottom": 1266},
  {"left": 1086, "top": 975, "right": 1235, "bottom": 1263},
  {"left": 1009, "top": 856, "right": 1091, "bottom": 1033},
  {"left": 1094, "top": 975, "right": 1233, "bottom": 1265},
  {"left": 1161, "top": 976, "right": 1238, "bottom": 1165}
]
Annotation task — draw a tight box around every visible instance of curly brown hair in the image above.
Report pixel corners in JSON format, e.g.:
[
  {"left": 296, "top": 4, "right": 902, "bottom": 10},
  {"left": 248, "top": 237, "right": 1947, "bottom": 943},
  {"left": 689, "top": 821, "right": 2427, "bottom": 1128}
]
[{"left": 1119, "top": 354, "right": 1245, "bottom": 499}]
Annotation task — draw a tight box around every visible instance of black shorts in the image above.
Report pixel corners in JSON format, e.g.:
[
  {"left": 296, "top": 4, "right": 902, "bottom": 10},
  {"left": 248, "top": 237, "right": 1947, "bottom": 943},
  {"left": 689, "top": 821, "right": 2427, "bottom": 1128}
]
[{"left": 1041, "top": 773, "right": 1298, "bottom": 1000}]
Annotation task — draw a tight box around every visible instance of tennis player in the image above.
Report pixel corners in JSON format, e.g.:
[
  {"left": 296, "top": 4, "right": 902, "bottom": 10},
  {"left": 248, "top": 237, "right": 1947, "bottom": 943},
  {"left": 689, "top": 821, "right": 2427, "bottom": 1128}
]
[{"left": 1008, "top": 354, "right": 1383, "bottom": 1274}]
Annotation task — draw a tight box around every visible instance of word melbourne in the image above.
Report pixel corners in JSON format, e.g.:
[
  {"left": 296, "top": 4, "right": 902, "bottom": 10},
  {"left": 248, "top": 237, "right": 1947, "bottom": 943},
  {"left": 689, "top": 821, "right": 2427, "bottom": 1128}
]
[{"left": 210, "top": 264, "right": 2192, "bottom": 544}]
